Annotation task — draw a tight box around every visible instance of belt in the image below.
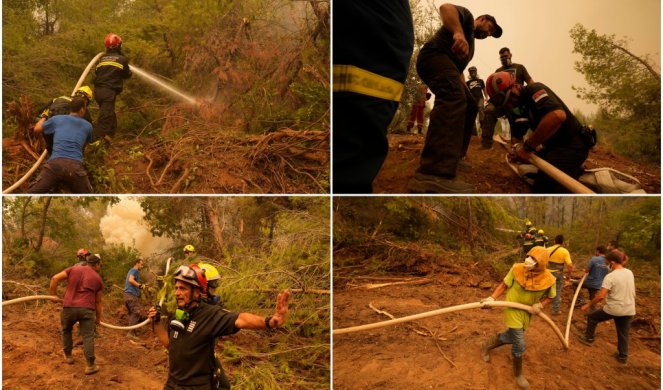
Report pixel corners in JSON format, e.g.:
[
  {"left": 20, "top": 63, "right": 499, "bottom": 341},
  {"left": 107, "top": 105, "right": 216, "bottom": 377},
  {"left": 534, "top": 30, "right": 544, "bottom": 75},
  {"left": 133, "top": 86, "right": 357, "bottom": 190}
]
[{"left": 333, "top": 65, "right": 404, "bottom": 102}]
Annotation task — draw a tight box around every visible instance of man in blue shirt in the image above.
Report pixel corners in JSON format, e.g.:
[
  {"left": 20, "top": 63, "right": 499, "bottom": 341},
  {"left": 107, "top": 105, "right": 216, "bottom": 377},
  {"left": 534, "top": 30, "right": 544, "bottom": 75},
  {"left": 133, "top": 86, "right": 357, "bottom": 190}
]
[
  {"left": 577, "top": 246, "right": 609, "bottom": 310},
  {"left": 124, "top": 258, "right": 146, "bottom": 338},
  {"left": 28, "top": 96, "right": 93, "bottom": 193}
]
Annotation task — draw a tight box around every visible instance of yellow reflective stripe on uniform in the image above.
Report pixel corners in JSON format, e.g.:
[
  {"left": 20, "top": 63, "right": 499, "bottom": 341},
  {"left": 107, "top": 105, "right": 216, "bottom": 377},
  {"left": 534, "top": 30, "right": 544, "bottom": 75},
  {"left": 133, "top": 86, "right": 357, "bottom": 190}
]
[
  {"left": 333, "top": 65, "right": 404, "bottom": 102},
  {"left": 96, "top": 61, "right": 124, "bottom": 70}
]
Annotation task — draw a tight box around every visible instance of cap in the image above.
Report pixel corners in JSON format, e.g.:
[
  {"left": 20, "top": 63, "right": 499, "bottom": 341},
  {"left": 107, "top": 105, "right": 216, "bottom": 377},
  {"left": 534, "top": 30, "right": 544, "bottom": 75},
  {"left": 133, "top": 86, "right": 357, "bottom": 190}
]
[{"left": 483, "top": 15, "right": 502, "bottom": 38}]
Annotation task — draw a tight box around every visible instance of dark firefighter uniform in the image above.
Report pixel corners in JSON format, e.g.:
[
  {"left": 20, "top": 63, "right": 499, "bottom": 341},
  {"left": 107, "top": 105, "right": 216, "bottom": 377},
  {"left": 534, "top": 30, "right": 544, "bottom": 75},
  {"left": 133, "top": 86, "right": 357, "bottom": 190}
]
[
  {"left": 333, "top": 1, "right": 414, "bottom": 193},
  {"left": 517, "top": 83, "right": 590, "bottom": 193},
  {"left": 94, "top": 48, "right": 131, "bottom": 139}
]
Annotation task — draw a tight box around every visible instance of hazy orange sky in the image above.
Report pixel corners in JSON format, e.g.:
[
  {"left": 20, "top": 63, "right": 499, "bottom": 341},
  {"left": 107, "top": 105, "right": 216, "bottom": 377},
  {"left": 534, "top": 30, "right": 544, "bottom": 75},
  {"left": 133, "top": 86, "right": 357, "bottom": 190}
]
[{"left": 429, "top": 0, "right": 661, "bottom": 115}]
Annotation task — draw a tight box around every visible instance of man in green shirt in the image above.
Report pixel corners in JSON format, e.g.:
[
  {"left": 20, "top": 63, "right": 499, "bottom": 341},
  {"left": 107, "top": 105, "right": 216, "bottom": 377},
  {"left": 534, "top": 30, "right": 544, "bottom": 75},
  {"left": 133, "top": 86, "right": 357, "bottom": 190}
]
[{"left": 479, "top": 246, "right": 556, "bottom": 389}]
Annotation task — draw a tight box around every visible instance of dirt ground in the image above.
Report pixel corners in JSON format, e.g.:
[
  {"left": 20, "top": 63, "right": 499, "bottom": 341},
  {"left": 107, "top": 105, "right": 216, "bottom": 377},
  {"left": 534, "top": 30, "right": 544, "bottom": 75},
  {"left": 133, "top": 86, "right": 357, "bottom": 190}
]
[
  {"left": 2, "top": 296, "right": 323, "bottom": 390},
  {"left": 333, "top": 261, "right": 661, "bottom": 390},
  {"left": 374, "top": 133, "right": 661, "bottom": 194}
]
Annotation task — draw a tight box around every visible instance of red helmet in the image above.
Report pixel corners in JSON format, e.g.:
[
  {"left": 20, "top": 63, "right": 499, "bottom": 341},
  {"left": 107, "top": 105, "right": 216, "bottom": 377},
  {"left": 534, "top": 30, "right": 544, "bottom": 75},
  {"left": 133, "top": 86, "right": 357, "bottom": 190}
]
[
  {"left": 77, "top": 248, "right": 90, "bottom": 257},
  {"left": 486, "top": 72, "right": 515, "bottom": 104},
  {"left": 104, "top": 33, "right": 122, "bottom": 49},
  {"left": 173, "top": 264, "right": 207, "bottom": 293}
]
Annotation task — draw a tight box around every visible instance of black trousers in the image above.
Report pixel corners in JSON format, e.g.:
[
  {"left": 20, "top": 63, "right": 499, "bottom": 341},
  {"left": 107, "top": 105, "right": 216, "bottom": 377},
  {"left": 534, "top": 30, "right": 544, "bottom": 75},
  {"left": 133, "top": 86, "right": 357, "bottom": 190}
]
[
  {"left": 416, "top": 51, "right": 477, "bottom": 178},
  {"left": 333, "top": 94, "right": 399, "bottom": 193},
  {"left": 585, "top": 308, "right": 632, "bottom": 358},
  {"left": 28, "top": 158, "right": 93, "bottom": 194},
  {"left": 533, "top": 143, "right": 589, "bottom": 193},
  {"left": 94, "top": 86, "right": 118, "bottom": 139},
  {"left": 481, "top": 101, "right": 506, "bottom": 146}
]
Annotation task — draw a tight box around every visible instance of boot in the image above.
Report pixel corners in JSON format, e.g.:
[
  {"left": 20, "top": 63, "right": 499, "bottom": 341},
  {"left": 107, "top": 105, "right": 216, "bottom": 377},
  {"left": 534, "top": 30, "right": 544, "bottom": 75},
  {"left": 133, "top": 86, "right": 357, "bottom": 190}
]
[
  {"left": 481, "top": 334, "right": 504, "bottom": 362},
  {"left": 408, "top": 173, "right": 476, "bottom": 194},
  {"left": 513, "top": 356, "right": 530, "bottom": 389},
  {"left": 85, "top": 364, "right": 99, "bottom": 375}
]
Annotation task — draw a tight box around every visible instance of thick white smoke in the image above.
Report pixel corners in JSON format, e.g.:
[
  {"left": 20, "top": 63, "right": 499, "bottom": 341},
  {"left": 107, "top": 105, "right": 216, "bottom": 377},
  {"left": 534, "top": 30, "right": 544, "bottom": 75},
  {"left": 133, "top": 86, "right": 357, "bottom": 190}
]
[{"left": 99, "top": 198, "right": 172, "bottom": 257}]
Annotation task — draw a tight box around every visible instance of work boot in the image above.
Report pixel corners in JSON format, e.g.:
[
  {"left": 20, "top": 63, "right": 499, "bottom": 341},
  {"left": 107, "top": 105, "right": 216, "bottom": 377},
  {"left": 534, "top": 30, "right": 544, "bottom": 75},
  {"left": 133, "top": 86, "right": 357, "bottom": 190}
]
[
  {"left": 576, "top": 334, "right": 594, "bottom": 346},
  {"left": 408, "top": 173, "right": 475, "bottom": 194},
  {"left": 457, "top": 159, "right": 472, "bottom": 172},
  {"left": 64, "top": 352, "right": 74, "bottom": 364},
  {"left": 85, "top": 364, "right": 99, "bottom": 375},
  {"left": 512, "top": 356, "right": 530, "bottom": 389},
  {"left": 613, "top": 352, "right": 627, "bottom": 364},
  {"left": 481, "top": 334, "right": 504, "bottom": 362}
]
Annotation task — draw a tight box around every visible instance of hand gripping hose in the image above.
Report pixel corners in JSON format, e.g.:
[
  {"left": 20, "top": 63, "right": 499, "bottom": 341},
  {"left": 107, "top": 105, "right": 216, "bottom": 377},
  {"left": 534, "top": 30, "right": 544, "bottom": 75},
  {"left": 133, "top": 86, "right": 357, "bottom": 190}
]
[
  {"left": 333, "top": 300, "right": 569, "bottom": 349},
  {"left": 2, "top": 52, "right": 104, "bottom": 194},
  {"left": 3, "top": 257, "right": 173, "bottom": 331}
]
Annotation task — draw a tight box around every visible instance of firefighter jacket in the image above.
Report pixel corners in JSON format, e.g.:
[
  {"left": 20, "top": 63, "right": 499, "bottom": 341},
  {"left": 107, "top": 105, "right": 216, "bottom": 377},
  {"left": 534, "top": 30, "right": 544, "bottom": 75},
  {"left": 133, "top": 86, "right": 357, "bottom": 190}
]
[{"left": 94, "top": 48, "right": 132, "bottom": 92}]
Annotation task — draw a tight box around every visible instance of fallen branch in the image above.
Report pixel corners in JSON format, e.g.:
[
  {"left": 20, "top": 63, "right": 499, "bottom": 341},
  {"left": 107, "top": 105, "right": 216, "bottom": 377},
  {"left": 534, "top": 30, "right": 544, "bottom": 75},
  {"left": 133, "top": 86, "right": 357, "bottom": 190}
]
[{"left": 350, "top": 278, "right": 431, "bottom": 290}]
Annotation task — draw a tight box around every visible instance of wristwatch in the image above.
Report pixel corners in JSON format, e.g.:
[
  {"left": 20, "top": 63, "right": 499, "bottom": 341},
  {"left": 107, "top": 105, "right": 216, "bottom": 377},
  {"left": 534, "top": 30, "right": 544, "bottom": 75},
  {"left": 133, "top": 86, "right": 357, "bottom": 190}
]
[{"left": 264, "top": 316, "right": 273, "bottom": 330}]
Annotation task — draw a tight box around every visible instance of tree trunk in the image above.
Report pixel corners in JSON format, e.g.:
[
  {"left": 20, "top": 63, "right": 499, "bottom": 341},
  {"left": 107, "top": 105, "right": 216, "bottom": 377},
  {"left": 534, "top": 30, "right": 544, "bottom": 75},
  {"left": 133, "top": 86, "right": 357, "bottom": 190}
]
[
  {"left": 205, "top": 198, "right": 225, "bottom": 259},
  {"left": 20, "top": 197, "right": 33, "bottom": 245},
  {"left": 34, "top": 197, "right": 52, "bottom": 252}
]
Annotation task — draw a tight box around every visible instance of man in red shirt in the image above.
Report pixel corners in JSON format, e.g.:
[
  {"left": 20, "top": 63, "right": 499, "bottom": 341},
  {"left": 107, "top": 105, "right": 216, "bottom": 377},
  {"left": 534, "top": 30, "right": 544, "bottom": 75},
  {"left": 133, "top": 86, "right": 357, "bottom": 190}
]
[
  {"left": 49, "top": 254, "right": 104, "bottom": 375},
  {"left": 607, "top": 240, "right": 629, "bottom": 266}
]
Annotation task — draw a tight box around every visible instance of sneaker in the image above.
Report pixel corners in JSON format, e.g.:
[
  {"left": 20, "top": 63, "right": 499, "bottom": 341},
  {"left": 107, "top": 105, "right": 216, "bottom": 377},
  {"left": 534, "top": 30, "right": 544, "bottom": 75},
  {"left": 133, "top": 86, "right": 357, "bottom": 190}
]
[
  {"left": 85, "top": 364, "right": 99, "bottom": 375},
  {"left": 64, "top": 353, "right": 74, "bottom": 364},
  {"left": 408, "top": 173, "right": 476, "bottom": 194},
  {"left": 576, "top": 334, "right": 594, "bottom": 346},
  {"left": 613, "top": 352, "right": 627, "bottom": 364}
]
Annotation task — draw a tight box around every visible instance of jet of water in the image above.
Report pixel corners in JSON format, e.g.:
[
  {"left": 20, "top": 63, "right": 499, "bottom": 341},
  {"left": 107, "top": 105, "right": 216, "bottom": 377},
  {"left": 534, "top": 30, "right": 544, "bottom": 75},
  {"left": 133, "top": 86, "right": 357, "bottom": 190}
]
[{"left": 131, "top": 65, "right": 198, "bottom": 105}]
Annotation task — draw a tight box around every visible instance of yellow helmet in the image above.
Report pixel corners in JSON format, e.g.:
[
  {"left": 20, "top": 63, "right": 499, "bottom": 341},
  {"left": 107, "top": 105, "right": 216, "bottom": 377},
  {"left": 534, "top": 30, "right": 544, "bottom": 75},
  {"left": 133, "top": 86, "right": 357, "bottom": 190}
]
[
  {"left": 525, "top": 220, "right": 532, "bottom": 227},
  {"left": 75, "top": 86, "right": 94, "bottom": 101},
  {"left": 198, "top": 262, "right": 220, "bottom": 281},
  {"left": 538, "top": 229, "right": 544, "bottom": 235},
  {"left": 183, "top": 244, "right": 196, "bottom": 254}
]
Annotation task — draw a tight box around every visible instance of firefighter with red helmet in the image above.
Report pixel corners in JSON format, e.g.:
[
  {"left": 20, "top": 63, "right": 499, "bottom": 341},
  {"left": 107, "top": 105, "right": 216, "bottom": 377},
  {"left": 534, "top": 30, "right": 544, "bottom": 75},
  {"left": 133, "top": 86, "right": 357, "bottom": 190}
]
[
  {"left": 148, "top": 264, "right": 291, "bottom": 389},
  {"left": 94, "top": 33, "right": 131, "bottom": 142},
  {"left": 76, "top": 248, "right": 91, "bottom": 266},
  {"left": 486, "top": 71, "right": 591, "bottom": 193}
]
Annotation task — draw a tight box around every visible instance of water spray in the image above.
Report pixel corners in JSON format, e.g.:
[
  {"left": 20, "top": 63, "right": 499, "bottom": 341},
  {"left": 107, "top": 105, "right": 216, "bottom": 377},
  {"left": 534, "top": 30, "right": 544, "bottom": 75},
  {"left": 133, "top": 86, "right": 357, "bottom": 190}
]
[{"left": 131, "top": 65, "right": 199, "bottom": 106}]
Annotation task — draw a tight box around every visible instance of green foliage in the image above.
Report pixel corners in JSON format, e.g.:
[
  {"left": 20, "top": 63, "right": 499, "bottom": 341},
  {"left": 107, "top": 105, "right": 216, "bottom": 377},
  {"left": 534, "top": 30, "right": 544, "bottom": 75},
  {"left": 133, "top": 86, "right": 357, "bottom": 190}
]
[{"left": 569, "top": 24, "right": 660, "bottom": 163}]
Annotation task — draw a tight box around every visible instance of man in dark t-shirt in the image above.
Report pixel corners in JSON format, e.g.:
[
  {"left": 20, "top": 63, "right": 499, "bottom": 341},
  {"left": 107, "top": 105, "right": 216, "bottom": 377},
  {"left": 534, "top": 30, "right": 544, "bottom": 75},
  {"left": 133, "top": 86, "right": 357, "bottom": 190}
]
[
  {"left": 466, "top": 66, "right": 486, "bottom": 135},
  {"left": 409, "top": 4, "right": 502, "bottom": 193},
  {"left": 481, "top": 48, "right": 534, "bottom": 148},
  {"left": 148, "top": 264, "right": 291, "bottom": 389},
  {"left": 486, "top": 71, "right": 590, "bottom": 193},
  {"left": 49, "top": 255, "right": 104, "bottom": 375}
]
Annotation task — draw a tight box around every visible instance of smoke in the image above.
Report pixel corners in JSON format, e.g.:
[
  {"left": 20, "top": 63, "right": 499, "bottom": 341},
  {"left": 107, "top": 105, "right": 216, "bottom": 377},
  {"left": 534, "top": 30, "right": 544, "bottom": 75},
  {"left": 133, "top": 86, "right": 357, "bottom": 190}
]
[{"left": 99, "top": 198, "right": 172, "bottom": 257}]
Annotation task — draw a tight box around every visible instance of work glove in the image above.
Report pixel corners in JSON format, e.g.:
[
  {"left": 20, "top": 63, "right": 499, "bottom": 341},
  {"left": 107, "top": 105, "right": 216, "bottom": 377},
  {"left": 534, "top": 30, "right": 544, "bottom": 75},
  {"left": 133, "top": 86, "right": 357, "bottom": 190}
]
[
  {"left": 480, "top": 296, "right": 495, "bottom": 309},
  {"left": 139, "top": 283, "right": 147, "bottom": 290},
  {"left": 531, "top": 302, "right": 544, "bottom": 315}
]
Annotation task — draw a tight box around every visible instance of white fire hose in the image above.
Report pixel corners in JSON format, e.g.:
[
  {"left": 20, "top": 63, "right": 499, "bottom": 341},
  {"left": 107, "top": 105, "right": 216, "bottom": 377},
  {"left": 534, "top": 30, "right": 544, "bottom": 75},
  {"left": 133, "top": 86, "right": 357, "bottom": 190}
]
[
  {"left": 2, "top": 52, "right": 104, "bottom": 194},
  {"left": 3, "top": 257, "right": 172, "bottom": 331},
  {"left": 335, "top": 273, "right": 590, "bottom": 350}
]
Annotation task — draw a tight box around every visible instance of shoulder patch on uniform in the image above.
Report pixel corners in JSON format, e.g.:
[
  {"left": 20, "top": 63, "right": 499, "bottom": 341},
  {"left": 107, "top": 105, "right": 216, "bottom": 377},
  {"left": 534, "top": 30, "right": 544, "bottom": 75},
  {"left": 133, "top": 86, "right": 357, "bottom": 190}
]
[{"left": 532, "top": 89, "right": 548, "bottom": 103}]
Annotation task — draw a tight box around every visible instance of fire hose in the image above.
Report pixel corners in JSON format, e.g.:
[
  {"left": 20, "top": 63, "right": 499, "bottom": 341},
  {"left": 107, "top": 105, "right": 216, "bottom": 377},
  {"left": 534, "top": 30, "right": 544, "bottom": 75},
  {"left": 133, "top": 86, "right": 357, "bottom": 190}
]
[
  {"left": 334, "top": 273, "right": 590, "bottom": 350},
  {"left": 493, "top": 134, "right": 595, "bottom": 194},
  {"left": 2, "top": 257, "right": 172, "bottom": 331},
  {"left": 2, "top": 52, "right": 104, "bottom": 194}
]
